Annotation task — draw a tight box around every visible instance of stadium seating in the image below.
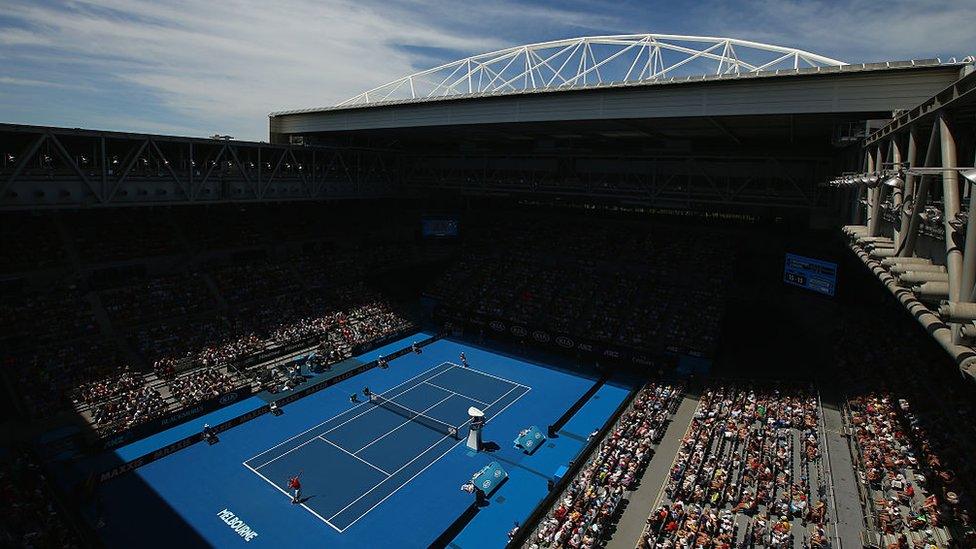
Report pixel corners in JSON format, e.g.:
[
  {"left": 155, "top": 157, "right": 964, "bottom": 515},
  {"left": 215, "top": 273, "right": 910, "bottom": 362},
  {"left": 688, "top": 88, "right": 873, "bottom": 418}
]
[
  {"left": 427, "top": 215, "right": 732, "bottom": 357},
  {"left": 643, "top": 381, "right": 830, "bottom": 549},
  {"left": 836, "top": 306, "right": 976, "bottom": 548},
  {"left": 531, "top": 382, "right": 685, "bottom": 547},
  {"left": 0, "top": 206, "right": 425, "bottom": 435},
  {"left": 0, "top": 449, "right": 83, "bottom": 548}
]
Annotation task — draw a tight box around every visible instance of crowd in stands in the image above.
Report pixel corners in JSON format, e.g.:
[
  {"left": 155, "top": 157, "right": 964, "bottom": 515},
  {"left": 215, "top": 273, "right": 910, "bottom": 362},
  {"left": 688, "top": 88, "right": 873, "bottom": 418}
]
[
  {"left": 0, "top": 449, "right": 82, "bottom": 548},
  {"left": 642, "top": 382, "right": 830, "bottom": 549},
  {"left": 836, "top": 306, "right": 976, "bottom": 548},
  {"left": 169, "top": 367, "right": 238, "bottom": 407},
  {"left": 0, "top": 213, "right": 65, "bottom": 273},
  {"left": 428, "top": 215, "right": 732, "bottom": 357},
  {"left": 90, "top": 385, "right": 167, "bottom": 432},
  {"left": 76, "top": 370, "right": 143, "bottom": 405},
  {"left": 100, "top": 272, "right": 215, "bottom": 325},
  {"left": 211, "top": 260, "right": 303, "bottom": 305},
  {"left": 64, "top": 209, "right": 182, "bottom": 262},
  {"left": 9, "top": 337, "right": 123, "bottom": 419},
  {"left": 531, "top": 382, "right": 684, "bottom": 548},
  {"left": 0, "top": 287, "right": 98, "bottom": 348}
]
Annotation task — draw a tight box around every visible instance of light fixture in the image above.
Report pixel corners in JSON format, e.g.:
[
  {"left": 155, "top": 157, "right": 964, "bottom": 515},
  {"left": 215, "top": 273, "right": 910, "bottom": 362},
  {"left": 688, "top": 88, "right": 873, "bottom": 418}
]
[
  {"left": 902, "top": 198, "right": 914, "bottom": 216},
  {"left": 906, "top": 167, "right": 976, "bottom": 183},
  {"left": 921, "top": 205, "right": 943, "bottom": 225},
  {"left": 950, "top": 211, "right": 969, "bottom": 231},
  {"left": 883, "top": 171, "right": 905, "bottom": 189},
  {"left": 961, "top": 168, "right": 976, "bottom": 184}
]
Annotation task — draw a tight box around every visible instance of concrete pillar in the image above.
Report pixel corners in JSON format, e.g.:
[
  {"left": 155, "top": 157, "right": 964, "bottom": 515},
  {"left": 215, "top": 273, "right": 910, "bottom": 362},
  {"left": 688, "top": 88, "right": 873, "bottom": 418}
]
[
  {"left": 890, "top": 138, "right": 904, "bottom": 250},
  {"left": 902, "top": 125, "right": 941, "bottom": 258},
  {"left": 867, "top": 147, "right": 883, "bottom": 237},
  {"left": 897, "top": 129, "right": 918, "bottom": 254}
]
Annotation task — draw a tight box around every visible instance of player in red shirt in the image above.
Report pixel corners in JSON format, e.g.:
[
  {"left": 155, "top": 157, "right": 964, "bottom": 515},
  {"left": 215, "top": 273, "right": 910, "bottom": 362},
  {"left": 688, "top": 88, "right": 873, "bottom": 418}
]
[{"left": 288, "top": 474, "right": 302, "bottom": 504}]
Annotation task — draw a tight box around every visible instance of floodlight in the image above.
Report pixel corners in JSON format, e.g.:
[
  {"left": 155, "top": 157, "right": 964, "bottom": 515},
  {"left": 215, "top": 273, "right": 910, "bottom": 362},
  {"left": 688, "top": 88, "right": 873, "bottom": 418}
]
[
  {"left": 902, "top": 198, "right": 914, "bottom": 215},
  {"left": 921, "top": 205, "right": 943, "bottom": 225},
  {"left": 883, "top": 172, "right": 905, "bottom": 189},
  {"left": 950, "top": 211, "right": 969, "bottom": 231},
  {"left": 961, "top": 168, "right": 976, "bottom": 184}
]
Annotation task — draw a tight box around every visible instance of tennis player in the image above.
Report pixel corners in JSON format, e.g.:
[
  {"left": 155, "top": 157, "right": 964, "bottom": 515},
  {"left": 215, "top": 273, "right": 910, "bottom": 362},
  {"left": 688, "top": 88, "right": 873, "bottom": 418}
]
[
  {"left": 288, "top": 474, "right": 302, "bottom": 504},
  {"left": 460, "top": 351, "right": 468, "bottom": 367}
]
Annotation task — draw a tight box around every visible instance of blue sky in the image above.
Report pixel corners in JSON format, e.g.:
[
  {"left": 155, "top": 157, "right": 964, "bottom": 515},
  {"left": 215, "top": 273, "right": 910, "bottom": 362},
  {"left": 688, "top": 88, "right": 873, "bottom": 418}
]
[{"left": 1, "top": 0, "right": 974, "bottom": 140}]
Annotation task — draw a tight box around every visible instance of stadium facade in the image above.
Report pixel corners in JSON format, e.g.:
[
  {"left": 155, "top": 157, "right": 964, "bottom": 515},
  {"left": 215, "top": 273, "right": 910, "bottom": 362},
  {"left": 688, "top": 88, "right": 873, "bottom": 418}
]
[
  {"left": 5, "top": 34, "right": 974, "bottom": 377},
  {"left": 4, "top": 33, "right": 976, "bottom": 549}
]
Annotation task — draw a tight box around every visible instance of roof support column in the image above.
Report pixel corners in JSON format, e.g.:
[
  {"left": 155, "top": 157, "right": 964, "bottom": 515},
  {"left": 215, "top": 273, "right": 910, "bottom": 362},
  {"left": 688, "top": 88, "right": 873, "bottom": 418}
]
[
  {"left": 896, "top": 129, "right": 918, "bottom": 256},
  {"left": 864, "top": 150, "right": 875, "bottom": 232},
  {"left": 939, "top": 114, "right": 963, "bottom": 342},
  {"left": 963, "top": 175, "right": 976, "bottom": 304},
  {"left": 890, "top": 137, "right": 904, "bottom": 250},
  {"left": 867, "top": 146, "right": 883, "bottom": 237},
  {"left": 902, "top": 124, "right": 940, "bottom": 258}
]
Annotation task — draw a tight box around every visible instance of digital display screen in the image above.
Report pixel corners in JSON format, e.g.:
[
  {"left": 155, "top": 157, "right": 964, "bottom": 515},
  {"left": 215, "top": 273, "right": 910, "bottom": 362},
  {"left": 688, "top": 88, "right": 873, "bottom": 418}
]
[
  {"left": 421, "top": 217, "right": 459, "bottom": 238},
  {"left": 784, "top": 253, "right": 837, "bottom": 296}
]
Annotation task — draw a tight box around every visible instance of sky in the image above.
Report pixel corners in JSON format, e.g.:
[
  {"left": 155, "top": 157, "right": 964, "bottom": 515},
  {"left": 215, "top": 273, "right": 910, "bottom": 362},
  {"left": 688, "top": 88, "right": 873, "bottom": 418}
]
[{"left": 1, "top": 0, "right": 974, "bottom": 141}]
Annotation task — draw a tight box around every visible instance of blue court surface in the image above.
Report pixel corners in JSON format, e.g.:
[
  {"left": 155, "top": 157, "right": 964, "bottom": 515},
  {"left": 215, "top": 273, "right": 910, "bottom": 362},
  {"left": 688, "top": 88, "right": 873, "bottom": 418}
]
[
  {"left": 86, "top": 335, "right": 632, "bottom": 548},
  {"left": 243, "top": 362, "right": 530, "bottom": 532}
]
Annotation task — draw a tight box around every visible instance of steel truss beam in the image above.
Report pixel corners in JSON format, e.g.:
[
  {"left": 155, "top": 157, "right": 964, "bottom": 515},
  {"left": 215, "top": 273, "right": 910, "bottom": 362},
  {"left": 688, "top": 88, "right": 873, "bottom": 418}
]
[
  {"left": 0, "top": 124, "right": 396, "bottom": 209},
  {"left": 276, "top": 34, "right": 846, "bottom": 111},
  {"left": 833, "top": 63, "right": 976, "bottom": 378},
  {"left": 400, "top": 152, "right": 831, "bottom": 209}
]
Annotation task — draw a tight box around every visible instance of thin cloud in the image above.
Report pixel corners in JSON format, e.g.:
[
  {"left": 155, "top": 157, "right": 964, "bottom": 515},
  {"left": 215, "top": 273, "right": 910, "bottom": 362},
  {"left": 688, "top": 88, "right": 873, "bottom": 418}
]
[{"left": 1, "top": 0, "right": 973, "bottom": 140}]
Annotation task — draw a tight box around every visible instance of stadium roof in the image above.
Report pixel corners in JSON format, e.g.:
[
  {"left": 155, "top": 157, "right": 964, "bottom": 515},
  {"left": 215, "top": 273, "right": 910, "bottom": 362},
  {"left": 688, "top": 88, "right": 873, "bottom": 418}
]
[{"left": 272, "top": 34, "right": 849, "bottom": 115}]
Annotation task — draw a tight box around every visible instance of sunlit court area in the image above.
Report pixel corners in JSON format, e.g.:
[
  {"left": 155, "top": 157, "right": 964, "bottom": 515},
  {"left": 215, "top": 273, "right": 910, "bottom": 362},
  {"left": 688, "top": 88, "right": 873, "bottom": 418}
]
[{"left": 3, "top": 2, "right": 976, "bottom": 548}]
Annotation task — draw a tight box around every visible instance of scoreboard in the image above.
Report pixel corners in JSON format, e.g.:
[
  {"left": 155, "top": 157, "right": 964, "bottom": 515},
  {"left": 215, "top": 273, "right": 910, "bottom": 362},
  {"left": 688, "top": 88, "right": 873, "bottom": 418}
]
[
  {"left": 784, "top": 253, "right": 837, "bottom": 296},
  {"left": 421, "top": 216, "right": 459, "bottom": 238}
]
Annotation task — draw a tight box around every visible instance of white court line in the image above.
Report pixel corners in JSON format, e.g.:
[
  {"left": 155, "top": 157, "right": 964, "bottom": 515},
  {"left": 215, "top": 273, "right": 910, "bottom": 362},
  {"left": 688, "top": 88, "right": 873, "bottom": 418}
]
[
  {"left": 241, "top": 460, "right": 343, "bottom": 533},
  {"left": 317, "top": 436, "right": 391, "bottom": 476},
  {"left": 337, "top": 384, "right": 533, "bottom": 532},
  {"left": 444, "top": 361, "right": 531, "bottom": 389},
  {"left": 252, "top": 380, "right": 443, "bottom": 470},
  {"left": 245, "top": 362, "right": 456, "bottom": 464},
  {"left": 422, "top": 380, "right": 490, "bottom": 406},
  {"left": 242, "top": 359, "right": 532, "bottom": 534},
  {"left": 353, "top": 393, "right": 457, "bottom": 455},
  {"left": 328, "top": 382, "right": 528, "bottom": 524},
  {"left": 252, "top": 432, "right": 326, "bottom": 469}
]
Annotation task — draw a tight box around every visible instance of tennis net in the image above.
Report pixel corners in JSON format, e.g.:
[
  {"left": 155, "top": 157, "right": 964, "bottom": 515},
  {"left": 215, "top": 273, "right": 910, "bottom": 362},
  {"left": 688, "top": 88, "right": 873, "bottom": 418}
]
[{"left": 369, "top": 393, "right": 462, "bottom": 439}]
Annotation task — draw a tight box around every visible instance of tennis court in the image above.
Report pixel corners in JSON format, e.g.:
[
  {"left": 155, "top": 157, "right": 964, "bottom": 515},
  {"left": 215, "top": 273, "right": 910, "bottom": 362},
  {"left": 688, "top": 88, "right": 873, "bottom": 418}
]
[{"left": 243, "top": 361, "right": 530, "bottom": 532}]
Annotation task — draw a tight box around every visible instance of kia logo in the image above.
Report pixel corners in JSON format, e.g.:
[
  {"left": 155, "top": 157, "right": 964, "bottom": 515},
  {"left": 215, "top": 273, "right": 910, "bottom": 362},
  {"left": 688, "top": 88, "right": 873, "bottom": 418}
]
[
  {"left": 490, "top": 321, "right": 505, "bottom": 332},
  {"left": 533, "top": 331, "right": 550, "bottom": 343},
  {"left": 556, "top": 336, "right": 573, "bottom": 348},
  {"left": 219, "top": 392, "right": 239, "bottom": 405},
  {"left": 511, "top": 326, "right": 527, "bottom": 337}
]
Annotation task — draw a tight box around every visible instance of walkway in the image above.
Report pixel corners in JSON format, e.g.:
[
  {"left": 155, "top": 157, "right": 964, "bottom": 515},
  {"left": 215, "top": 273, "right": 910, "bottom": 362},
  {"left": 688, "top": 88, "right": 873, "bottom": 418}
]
[
  {"left": 821, "top": 395, "right": 865, "bottom": 549},
  {"left": 606, "top": 392, "right": 700, "bottom": 549}
]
